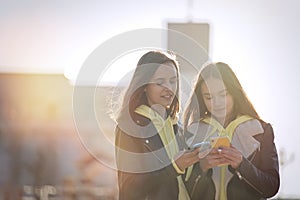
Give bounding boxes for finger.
[185,148,201,158]
[185,155,202,166]
[210,148,226,156]
[222,148,242,159]
[207,157,227,167]
[198,149,210,159]
[181,150,203,164]
[221,150,242,166]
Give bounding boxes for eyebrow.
[151,78,164,82]
[152,76,177,81]
[202,92,211,96]
[202,89,227,96]
[218,89,228,94]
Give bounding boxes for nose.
[162,81,176,92]
[212,96,225,107]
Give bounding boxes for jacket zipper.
[236,171,263,195]
[191,174,201,197]
[236,149,264,195]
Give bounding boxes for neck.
[150,104,167,119]
[214,114,234,127]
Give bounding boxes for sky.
[1,0,300,197]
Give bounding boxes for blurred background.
[1,0,300,199]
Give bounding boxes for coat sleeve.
[184,163,215,200]
[115,126,180,200]
[229,122,280,198]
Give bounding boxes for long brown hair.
[183,62,259,129]
[117,51,180,125]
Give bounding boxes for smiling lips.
[161,93,174,101]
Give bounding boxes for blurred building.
[0,73,117,199]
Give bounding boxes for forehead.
[151,62,177,79]
[201,77,226,93]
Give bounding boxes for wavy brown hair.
[183,62,260,129]
[117,51,180,125]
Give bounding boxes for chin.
[212,114,226,121]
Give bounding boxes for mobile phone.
[188,141,211,151]
[210,136,230,149]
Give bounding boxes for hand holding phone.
[188,141,211,151]
[188,141,211,159]
[210,136,230,166]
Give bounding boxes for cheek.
[226,96,234,110]
[172,83,178,92]
[203,99,212,111]
[146,85,160,98]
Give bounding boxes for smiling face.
[201,77,234,125]
[145,61,178,111]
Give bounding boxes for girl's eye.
[219,91,227,97]
[156,81,163,86]
[152,78,164,86]
[154,78,177,87]
[204,96,212,100]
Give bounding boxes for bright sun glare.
[64,50,149,86]
[98,50,148,86]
